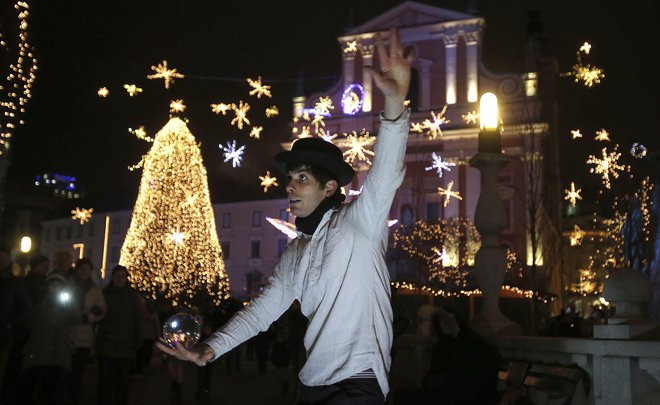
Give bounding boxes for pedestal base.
[593,324,660,339]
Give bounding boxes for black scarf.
[295,192,346,236]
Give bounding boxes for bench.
[498,360,589,405]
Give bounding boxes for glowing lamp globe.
[162,313,201,349]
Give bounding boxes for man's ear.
[324,180,338,197]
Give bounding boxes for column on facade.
[443,33,458,105]
[465,31,479,103]
[361,43,374,113]
[418,58,433,110]
[343,49,356,89]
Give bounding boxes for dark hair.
[111,265,128,277]
[74,257,93,270]
[286,162,338,191]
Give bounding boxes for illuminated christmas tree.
[120,117,230,306]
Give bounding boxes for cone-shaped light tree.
[120,117,230,306]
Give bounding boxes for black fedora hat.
[275,138,355,186]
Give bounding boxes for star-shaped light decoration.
[413,105,450,139]
[343,40,358,53]
[338,129,375,166]
[220,140,246,168]
[265,106,279,118]
[571,129,583,139]
[258,171,279,192]
[247,77,272,99]
[231,101,251,129]
[71,207,93,225]
[425,152,456,178]
[569,225,585,247]
[586,146,625,189]
[211,103,234,115]
[167,229,188,245]
[579,42,592,54]
[594,128,610,142]
[318,128,337,143]
[147,60,184,89]
[97,87,109,97]
[631,143,647,159]
[129,126,154,142]
[410,122,424,133]
[169,99,186,114]
[462,111,478,124]
[249,126,263,139]
[314,96,334,116]
[123,84,143,96]
[437,180,462,207]
[311,113,325,133]
[564,182,582,207]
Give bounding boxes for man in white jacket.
[159,27,412,404]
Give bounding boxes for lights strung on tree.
[564,182,583,207]
[71,207,93,224]
[0,1,38,156]
[220,140,246,168]
[569,224,585,247]
[425,152,455,178]
[147,60,184,89]
[120,117,230,306]
[258,171,279,192]
[129,126,154,142]
[586,145,625,189]
[246,76,272,99]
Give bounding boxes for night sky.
[5,0,660,215]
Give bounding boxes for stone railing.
[494,335,660,405]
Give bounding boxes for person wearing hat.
[159,27,413,404]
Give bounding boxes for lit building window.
[523,72,538,97]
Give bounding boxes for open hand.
[155,338,215,367]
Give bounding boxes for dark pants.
[296,378,385,405]
[69,347,90,404]
[98,357,133,405]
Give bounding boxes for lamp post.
[469,93,521,335]
[19,236,31,276]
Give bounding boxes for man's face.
[111,270,128,287]
[285,168,335,218]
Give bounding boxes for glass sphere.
[162,312,201,349]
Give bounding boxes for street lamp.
[469,92,521,335]
[18,236,32,276]
[20,236,32,253]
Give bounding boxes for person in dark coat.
[24,254,50,306]
[95,265,141,405]
[20,273,83,404]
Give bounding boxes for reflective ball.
[162,312,201,349]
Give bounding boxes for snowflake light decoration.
[314,96,334,116]
[462,111,478,124]
[258,171,279,192]
[169,99,186,113]
[562,42,605,88]
[231,101,251,129]
[425,152,456,178]
[211,103,234,115]
[147,60,184,89]
[343,40,358,53]
[123,84,143,96]
[413,105,450,139]
[265,106,279,118]
[594,128,610,142]
[249,126,263,139]
[338,129,375,166]
[97,87,109,97]
[586,146,625,189]
[571,129,583,139]
[71,207,93,225]
[631,143,647,158]
[437,180,462,207]
[167,229,187,245]
[220,140,246,168]
[569,225,585,247]
[579,42,592,54]
[564,182,582,207]
[318,129,337,143]
[297,126,311,139]
[247,76,272,99]
[129,126,153,142]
